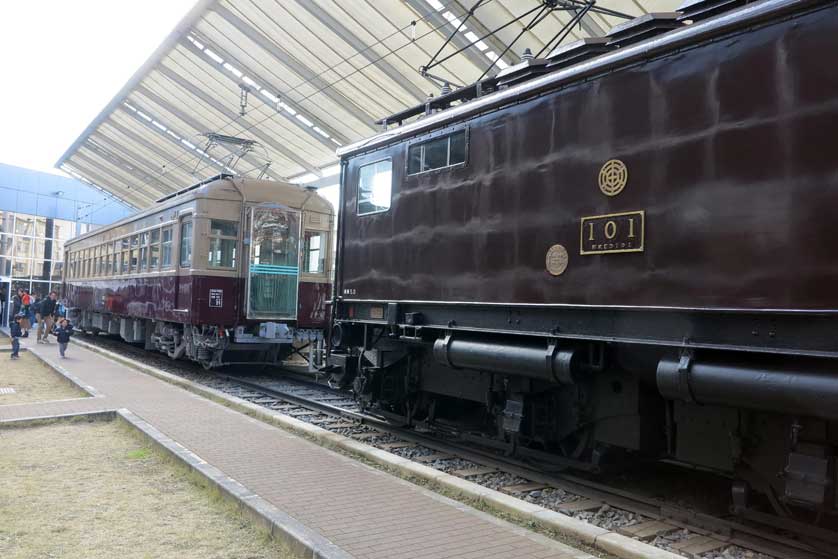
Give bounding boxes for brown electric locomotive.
[328,0,838,520]
[64,175,334,368]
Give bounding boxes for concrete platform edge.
[74,338,682,559]
[114,408,354,559]
[27,344,105,398]
[0,409,117,426]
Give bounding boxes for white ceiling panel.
[58,0,682,208]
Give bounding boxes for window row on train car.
[66,217,239,280]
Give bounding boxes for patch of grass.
[126,447,151,460]
[0,350,87,404]
[0,420,296,559]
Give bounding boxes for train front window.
[208,220,237,268]
[248,206,299,319]
[303,230,327,274]
[357,159,392,216]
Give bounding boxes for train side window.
[150,229,160,270]
[161,227,173,268]
[208,219,237,268]
[130,235,139,272]
[179,221,193,268]
[139,232,149,272]
[407,129,466,175]
[357,159,392,216]
[121,238,129,273]
[302,230,328,274]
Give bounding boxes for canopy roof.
[57,0,679,209]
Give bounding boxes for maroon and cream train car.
[64,175,333,368]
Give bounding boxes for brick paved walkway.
[0,337,593,559]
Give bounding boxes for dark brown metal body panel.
[339,5,838,312]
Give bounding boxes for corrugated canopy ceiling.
[58,0,680,209]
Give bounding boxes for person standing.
[39,292,58,343]
[53,318,73,358]
[20,290,32,336]
[34,294,43,342]
[0,285,7,325]
[9,314,23,359]
[10,288,22,327]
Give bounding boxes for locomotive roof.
[66,176,333,246]
[337,0,798,159]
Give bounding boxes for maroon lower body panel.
[298,281,331,328]
[64,275,331,328]
[64,275,241,325]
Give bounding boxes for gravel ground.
[469,472,531,490]
[391,445,437,460]
[701,545,774,559]
[0,350,87,404]
[0,420,293,559]
[572,504,645,530]
[526,487,582,507]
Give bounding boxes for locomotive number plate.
[580,211,644,255]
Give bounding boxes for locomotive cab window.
[407,129,466,175]
[208,219,237,268]
[357,159,392,216]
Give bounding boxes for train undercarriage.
[328,320,838,527]
[70,308,323,370]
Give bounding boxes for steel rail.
[217,372,834,559]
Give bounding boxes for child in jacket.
[53,319,73,358]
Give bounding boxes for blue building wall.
[0,162,134,228]
[0,162,135,323]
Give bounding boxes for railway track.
[79,332,836,559]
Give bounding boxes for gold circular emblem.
[598,159,628,197]
[545,244,569,276]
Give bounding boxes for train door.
[175,215,193,312]
[246,205,300,320]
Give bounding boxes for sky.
[0,0,196,175]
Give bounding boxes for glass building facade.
[0,210,93,299]
[0,161,135,324]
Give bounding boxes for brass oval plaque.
[599,159,628,197]
[546,244,569,276]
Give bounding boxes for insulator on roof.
[440,82,452,96]
[521,48,534,62]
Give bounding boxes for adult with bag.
[10,288,22,327]
[38,292,58,344]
